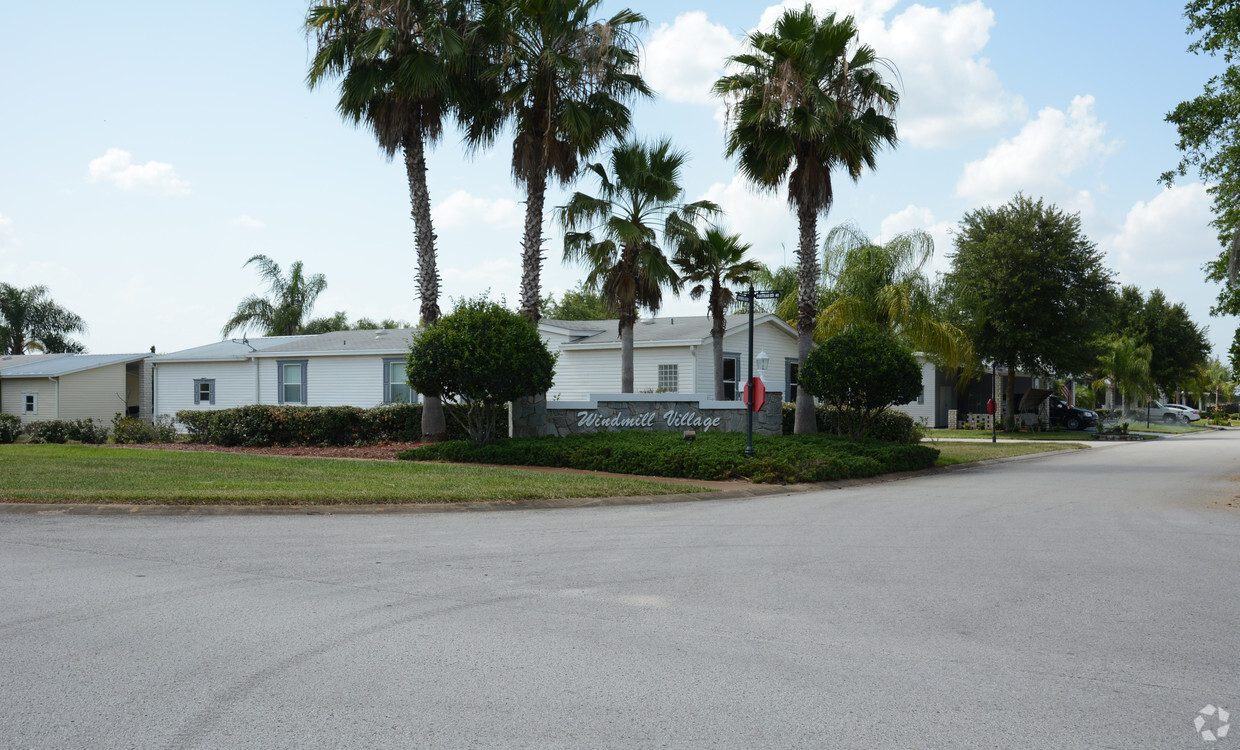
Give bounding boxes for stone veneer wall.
[511,392,784,438]
[138,358,154,423]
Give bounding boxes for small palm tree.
[307,0,469,441]
[715,5,899,433]
[221,255,328,338]
[816,224,973,371]
[674,227,762,400]
[558,139,718,392]
[1092,336,1153,417]
[466,0,651,322]
[0,283,87,354]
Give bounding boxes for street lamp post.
[737,284,781,457]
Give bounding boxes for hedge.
[781,403,917,444]
[398,431,938,484]
[174,403,505,447]
[0,414,22,443]
[21,418,109,445]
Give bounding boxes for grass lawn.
[0,445,709,505]
[1118,421,1213,434]
[922,429,1091,441]
[932,441,1082,466]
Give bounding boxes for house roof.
[0,353,71,372]
[257,328,416,356]
[0,353,147,378]
[541,314,797,349]
[152,335,314,363]
[153,329,416,362]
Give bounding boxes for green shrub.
[25,420,70,444]
[799,326,923,440]
[398,431,938,484]
[67,418,109,445]
[173,403,504,447]
[781,403,918,444]
[407,298,556,446]
[0,414,21,443]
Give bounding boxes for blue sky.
[0,0,1233,360]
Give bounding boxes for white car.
[1166,404,1202,421]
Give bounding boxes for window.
[658,364,679,392]
[786,360,800,403]
[277,360,307,404]
[22,393,36,414]
[383,357,414,404]
[723,355,739,400]
[916,387,925,405]
[193,379,216,406]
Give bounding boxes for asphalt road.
[2,433,1240,749]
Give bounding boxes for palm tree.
[307,0,467,441]
[222,255,328,338]
[752,263,798,315]
[558,139,718,392]
[673,227,762,400]
[816,224,972,370]
[1205,358,1234,408]
[1091,336,1153,417]
[467,0,651,323]
[714,5,898,433]
[0,283,87,354]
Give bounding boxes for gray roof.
[0,353,147,378]
[154,330,416,362]
[0,353,71,372]
[542,314,795,347]
[152,335,314,363]
[257,328,416,355]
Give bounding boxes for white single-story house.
[0,353,151,425]
[152,329,419,420]
[538,314,802,402]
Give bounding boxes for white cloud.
[1099,183,1236,357]
[230,214,265,229]
[748,3,1023,148]
[877,204,955,278]
[955,95,1118,207]
[433,190,522,229]
[87,148,191,195]
[859,3,1025,148]
[756,0,898,30]
[700,175,796,268]
[644,12,739,105]
[0,213,15,250]
[1104,183,1216,279]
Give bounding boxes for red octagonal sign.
[743,377,766,413]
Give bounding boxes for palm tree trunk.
[711,289,726,401]
[619,314,635,393]
[403,130,447,443]
[793,202,819,434]
[518,168,547,324]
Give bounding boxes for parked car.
[1166,403,1202,421]
[1128,400,1190,425]
[1015,391,1098,431]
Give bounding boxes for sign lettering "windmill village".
[575,409,724,432]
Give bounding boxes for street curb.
[0,443,1086,517]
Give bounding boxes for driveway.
[1,432,1238,748]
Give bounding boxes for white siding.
[257,354,398,408]
[890,360,936,426]
[154,360,260,418]
[57,364,128,422]
[719,323,800,402]
[549,349,621,401]
[1,378,57,424]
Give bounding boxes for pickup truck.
[1015,390,1098,431]
[1126,400,1190,425]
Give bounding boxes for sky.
[1,0,1234,360]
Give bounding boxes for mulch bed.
[107,442,424,461]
